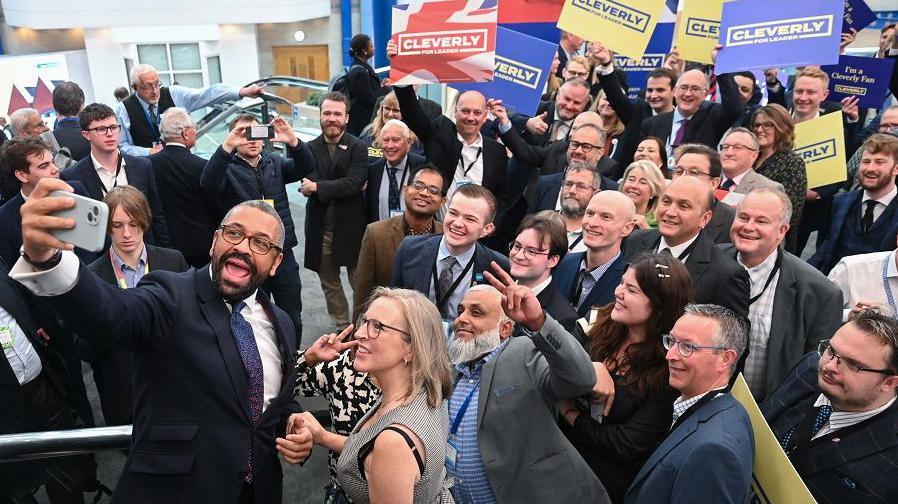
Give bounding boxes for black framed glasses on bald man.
[218,225,282,255]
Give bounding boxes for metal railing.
[0,425,132,463]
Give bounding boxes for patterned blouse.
[294,350,381,480]
[755,149,807,253]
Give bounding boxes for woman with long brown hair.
[559,253,692,503]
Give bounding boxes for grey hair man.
[10,107,72,170]
[717,127,784,196]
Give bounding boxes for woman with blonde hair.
[283,287,453,503]
[619,160,666,229]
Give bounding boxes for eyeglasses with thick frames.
[407,180,443,197]
[356,315,410,339]
[86,124,122,135]
[218,225,282,255]
[818,340,896,375]
[508,241,551,259]
[568,140,602,153]
[662,334,727,358]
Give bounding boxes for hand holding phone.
[48,190,109,253]
[244,124,274,140]
[19,179,98,262]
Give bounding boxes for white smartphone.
[49,190,109,252]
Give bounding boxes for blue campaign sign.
[842,0,876,34]
[715,0,844,74]
[613,22,674,100]
[452,27,556,115]
[822,55,896,109]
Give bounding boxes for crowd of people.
[0,23,898,504]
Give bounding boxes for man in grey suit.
[671,143,734,243]
[717,127,784,205]
[447,266,610,504]
[722,188,843,400]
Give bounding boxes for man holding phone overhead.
[201,114,315,342]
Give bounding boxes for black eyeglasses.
[508,241,551,259]
[569,140,602,153]
[218,225,282,255]
[818,340,895,375]
[86,124,122,135]
[407,180,443,197]
[662,334,727,358]
[356,315,410,339]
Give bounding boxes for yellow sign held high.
[793,111,847,189]
[557,0,667,60]
[675,0,723,65]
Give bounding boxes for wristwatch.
[21,249,63,270]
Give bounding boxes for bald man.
[623,176,751,316]
[639,65,743,168]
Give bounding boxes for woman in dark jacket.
[345,33,391,136]
[559,253,692,503]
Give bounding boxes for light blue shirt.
[1,305,42,386]
[115,84,240,156]
[431,238,477,321]
[576,251,621,309]
[668,108,691,160]
[110,245,148,289]
[377,156,408,221]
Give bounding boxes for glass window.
[137,44,169,71]
[173,72,204,88]
[170,43,201,71]
[207,56,222,85]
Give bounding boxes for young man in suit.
[718,127,784,200]
[509,210,578,333]
[150,107,219,267]
[302,92,369,330]
[354,165,445,321]
[762,312,898,504]
[390,183,507,320]
[202,113,316,339]
[624,176,750,316]
[51,81,90,161]
[811,134,898,274]
[554,190,635,319]
[62,103,171,247]
[722,189,843,400]
[671,143,735,244]
[446,277,610,504]
[13,186,313,504]
[364,118,425,223]
[626,304,754,503]
[83,186,188,426]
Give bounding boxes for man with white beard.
[445,273,610,504]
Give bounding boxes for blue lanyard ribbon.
[882,255,897,318]
[450,380,479,435]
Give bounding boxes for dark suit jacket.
[53,118,91,161]
[552,251,628,318]
[536,282,578,333]
[762,352,898,504]
[149,145,219,263]
[527,172,619,215]
[501,124,621,178]
[364,152,426,223]
[304,133,369,272]
[624,229,750,316]
[624,394,754,503]
[721,246,843,398]
[61,154,171,247]
[706,199,736,244]
[42,264,300,504]
[510,99,567,148]
[597,68,656,168]
[388,234,509,300]
[639,74,742,149]
[395,85,509,219]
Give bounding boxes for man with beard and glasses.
[811,134,898,275]
[9,183,313,504]
[446,273,609,504]
[762,312,898,504]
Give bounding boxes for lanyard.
[110,247,149,289]
[568,232,583,251]
[749,250,783,305]
[883,255,897,317]
[432,255,477,312]
[450,380,480,435]
[656,236,699,261]
[458,147,482,177]
[98,154,125,196]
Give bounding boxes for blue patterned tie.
[387,166,401,211]
[230,300,264,482]
[780,404,833,450]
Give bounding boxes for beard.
[560,196,586,218]
[211,251,267,303]
[448,327,502,365]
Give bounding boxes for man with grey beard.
[445,270,609,504]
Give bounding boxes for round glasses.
[218,225,281,255]
[662,334,727,357]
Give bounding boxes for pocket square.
[494,383,521,398]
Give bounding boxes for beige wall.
[1,26,85,55]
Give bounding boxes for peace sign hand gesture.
[302,324,358,367]
[483,261,546,331]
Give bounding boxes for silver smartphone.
[49,190,109,252]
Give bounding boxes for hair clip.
[655,263,670,278]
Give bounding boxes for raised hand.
[841,96,860,122]
[588,41,612,66]
[839,28,857,54]
[525,111,549,136]
[303,324,358,367]
[222,125,251,153]
[487,99,509,125]
[271,116,298,147]
[710,44,722,66]
[20,178,77,263]
[386,39,398,59]
[299,178,317,197]
[239,84,265,98]
[483,261,546,331]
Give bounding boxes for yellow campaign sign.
[674,0,723,65]
[731,375,818,504]
[793,111,848,189]
[557,0,667,60]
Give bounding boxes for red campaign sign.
[498,0,563,24]
[390,0,498,85]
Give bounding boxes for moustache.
[219,251,257,276]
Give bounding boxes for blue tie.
[229,300,265,482]
[780,404,833,450]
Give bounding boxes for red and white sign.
[391,0,498,85]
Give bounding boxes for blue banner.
[822,55,896,109]
[842,0,876,34]
[452,27,557,115]
[612,22,674,100]
[716,0,844,74]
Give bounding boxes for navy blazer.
[44,264,300,503]
[763,353,898,504]
[552,251,628,318]
[624,394,754,504]
[810,190,898,275]
[388,234,509,300]
[61,154,171,247]
[364,152,426,223]
[528,172,619,215]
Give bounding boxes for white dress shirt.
[530,275,552,296]
[430,238,477,320]
[1,305,42,386]
[91,152,128,193]
[377,156,409,221]
[861,185,897,224]
[657,233,701,262]
[829,249,897,321]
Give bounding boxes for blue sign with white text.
[716,0,844,74]
[842,0,876,34]
[822,55,896,109]
[452,27,556,115]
